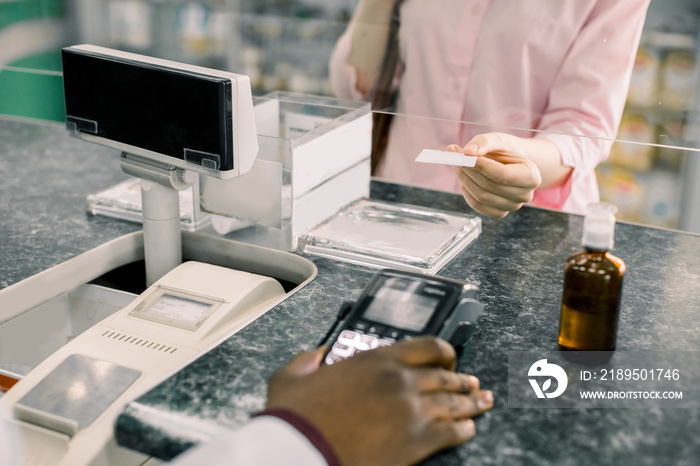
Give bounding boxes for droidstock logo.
[528,359,568,399]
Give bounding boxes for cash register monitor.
[61,44,258,179]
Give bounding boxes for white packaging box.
[199,91,372,251]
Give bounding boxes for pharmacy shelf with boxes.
[598,32,696,228]
[598,1,700,231]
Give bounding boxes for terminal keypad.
[325,327,397,365]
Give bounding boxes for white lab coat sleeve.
[0,401,23,465]
[169,412,336,466]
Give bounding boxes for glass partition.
[1,0,699,232]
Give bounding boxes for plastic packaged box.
[199,91,372,250]
[87,177,207,232]
[299,199,482,275]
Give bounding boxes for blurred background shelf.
[597,0,700,231]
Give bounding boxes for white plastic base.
[0,231,317,466]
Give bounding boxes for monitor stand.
[120,152,197,285]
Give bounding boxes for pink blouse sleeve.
[535,0,650,174]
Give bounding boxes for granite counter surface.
[1,118,699,465]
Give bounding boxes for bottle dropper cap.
[582,202,618,251]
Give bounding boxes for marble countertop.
[2,117,699,465]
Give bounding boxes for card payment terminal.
[321,269,484,365]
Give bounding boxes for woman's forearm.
[346,0,396,95]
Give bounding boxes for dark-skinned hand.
[266,336,494,466]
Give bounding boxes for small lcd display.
[362,278,439,332]
[148,294,213,327]
[130,286,223,330]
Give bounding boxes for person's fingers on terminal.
[420,418,477,457]
[413,368,479,394]
[283,346,326,377]
[386,336,457,370]
[420,391,485,420]
[267,346,326,397]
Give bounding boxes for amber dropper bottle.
[558,203,626,361]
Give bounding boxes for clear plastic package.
[199,91,371,250]
[298,199,482,274]
[86,177,208,232]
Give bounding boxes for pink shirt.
[330,0,650,214]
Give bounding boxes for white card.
[415,149,478,168]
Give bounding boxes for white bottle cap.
[582,202,618,251]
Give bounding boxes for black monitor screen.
[61,48,234,171]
